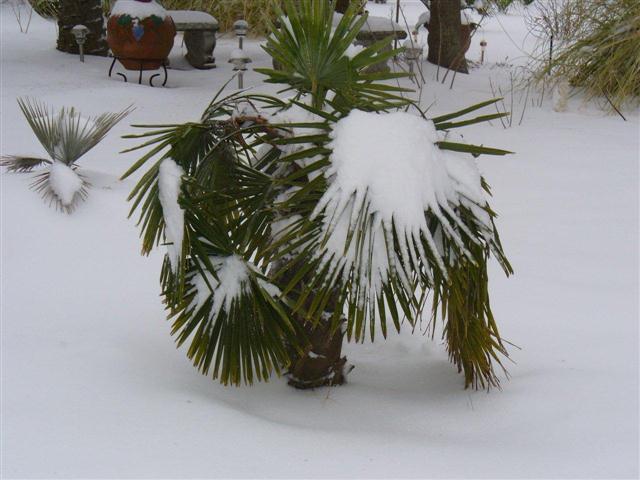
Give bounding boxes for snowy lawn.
[1,1,638,478]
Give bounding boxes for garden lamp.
[233,20,249,50]
[480,39,487,64]
[71,25,90,63]
[403,33,422,77]
[229,49,252,89]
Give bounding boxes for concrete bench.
[354,15,407,72]
[168,10,219,69]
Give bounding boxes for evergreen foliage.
[124,0,513,390]
[1,98,131,213]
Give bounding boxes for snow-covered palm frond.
[2,97,132,213]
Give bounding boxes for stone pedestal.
[354,16,407,73]
[169,10,219,70]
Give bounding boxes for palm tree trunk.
[274,258,347,389]
[427,0,469,73]
[57,0,108,56]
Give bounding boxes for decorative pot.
[107,0,176,70]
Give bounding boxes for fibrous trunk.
[427,0,469,73]
[282,262,347,389]
[57,0,108,56]
[274,250,346,389]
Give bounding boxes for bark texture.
[57,0,108,56]
[427,0,469,73]
[333,0,364,14]
[274,255,347,389]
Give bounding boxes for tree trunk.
[275,257,347,389]
[333,0,364,14]
[57,0,108,56]
[287,315,347,389]
[427,0,469,73]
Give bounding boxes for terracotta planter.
[107,13,176,70]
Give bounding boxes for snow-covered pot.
[107,0,176,70]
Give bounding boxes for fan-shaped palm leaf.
[1,98,132,213]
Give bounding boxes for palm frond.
[17,97,133,166]
[0,155,51,173]
[257,0,411,111]
[124,0,514,390]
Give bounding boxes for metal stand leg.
[108,57,168,86]
[149,63,168,87]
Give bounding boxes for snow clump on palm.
[47,162,85,208]
[158,158,185,271]
[314,110,491,293]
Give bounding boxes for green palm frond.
[256,0,411,111]
[124,0,513,390]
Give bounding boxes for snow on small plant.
[0,98,132,213]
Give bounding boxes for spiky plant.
[529,0,640,111]
[1,98,132,213]
[123,0,513,390]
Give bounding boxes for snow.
[1,2,638,478]
[314,110,489,291]
[414,9,475,28]
[110,0,168,19]
[191,254,250,315]
[47,161,84,206]
[157,158,184,271]
[167,10,217,26]
[345,43,365,58]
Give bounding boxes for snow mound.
[314,110,489,292]
[157,158,184,271]
[110,0,168,19]
[48,162,83,207]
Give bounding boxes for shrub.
[123,0,513,390]
[528,0,640,110]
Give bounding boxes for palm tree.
[57,0,108,56]
[123,0,513,390]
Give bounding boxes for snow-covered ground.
[1,1,638,478]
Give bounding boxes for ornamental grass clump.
[528,0,640,110]
[1,98,131,213]
[124,0,513,391]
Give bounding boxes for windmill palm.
[123,0,513,390]
[1,98,132,213]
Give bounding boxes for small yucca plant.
[1,98,132,213]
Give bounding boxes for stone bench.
[168,10,219,69]
[354,15,407,72]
